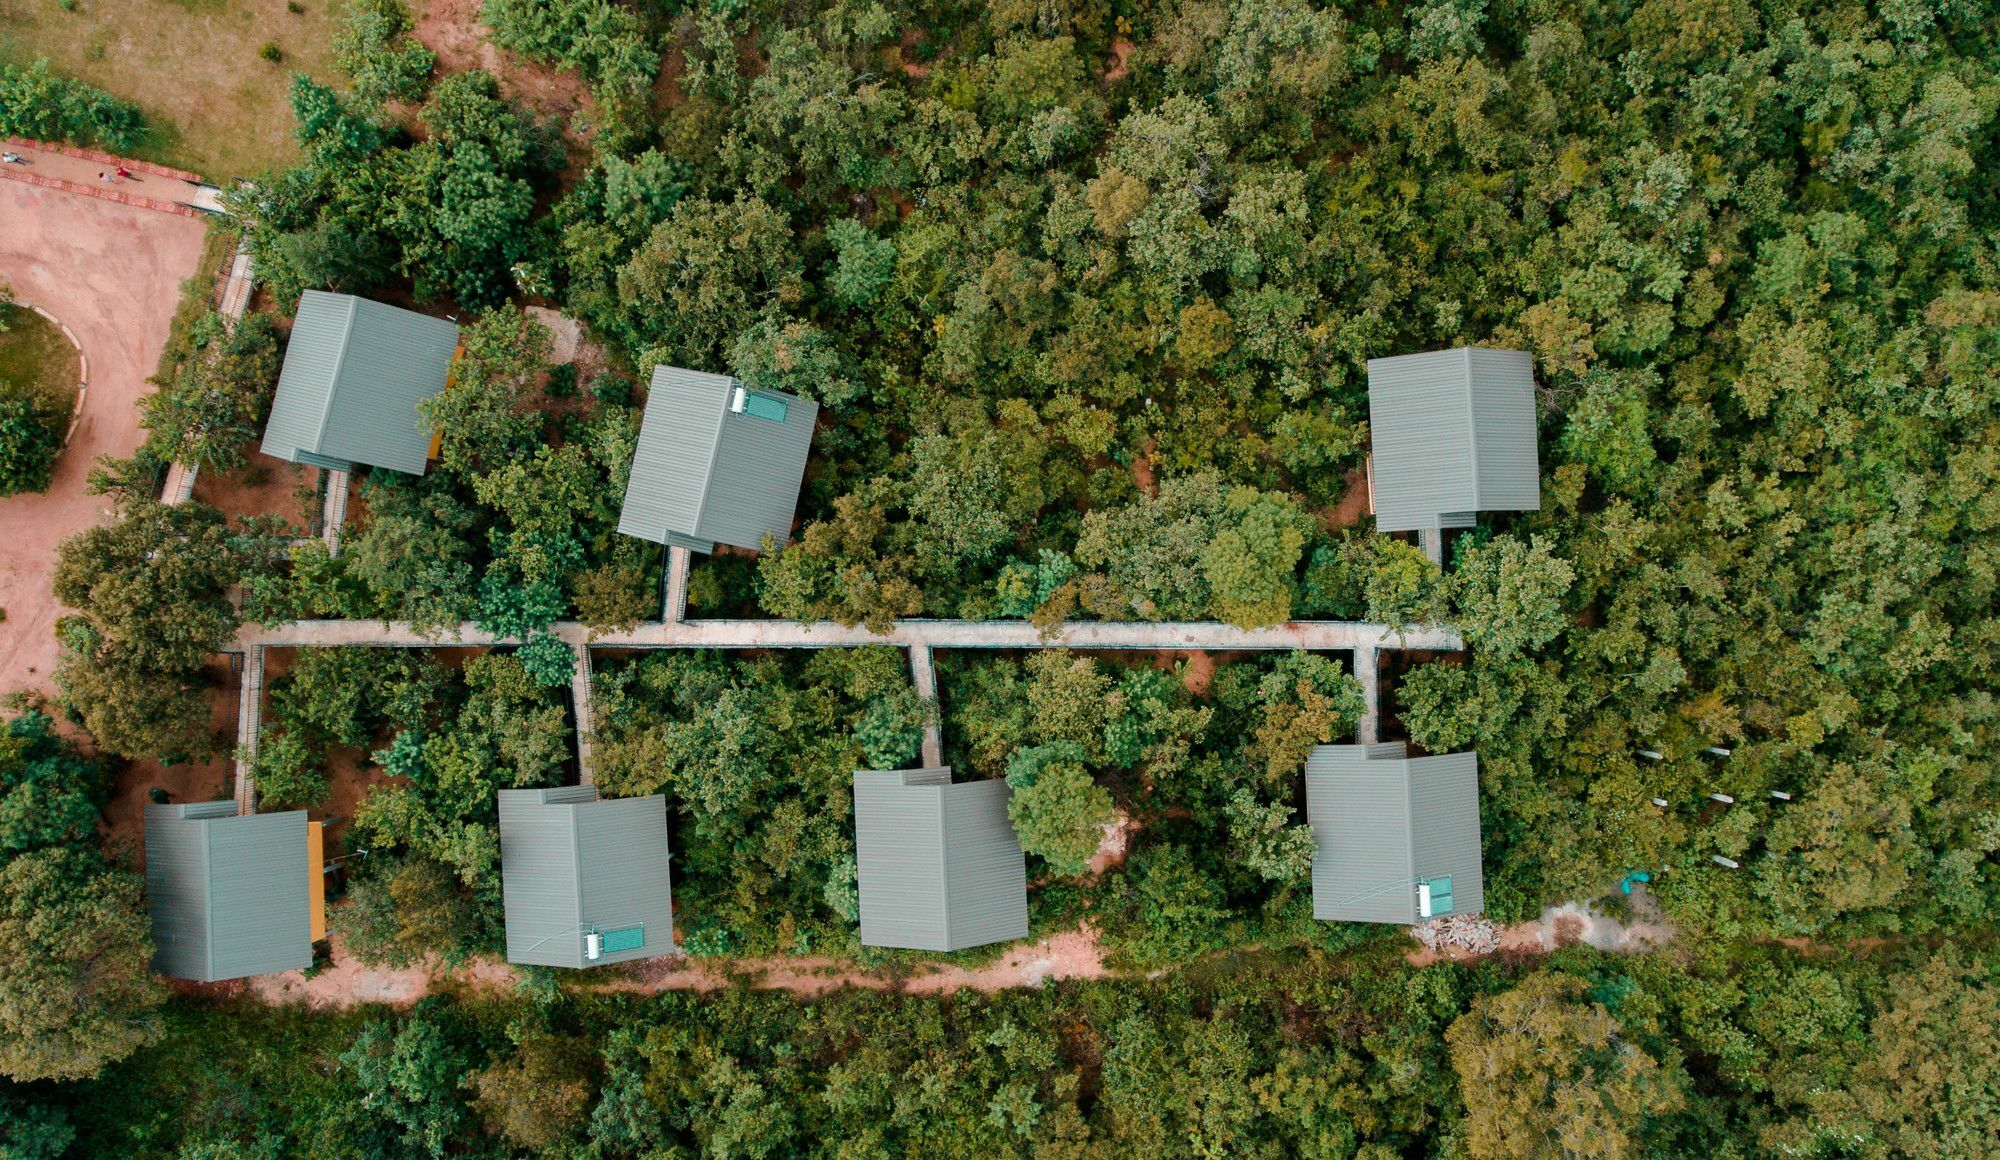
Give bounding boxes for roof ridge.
[568,803,585,963]
[200,817,215,982]
[934,784,950,949]
[1402,759,1418,916]
[685,374,731,542]
[1461,346,1479,513]
[308,293,359,459]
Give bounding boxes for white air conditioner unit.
[729,386,747,413]
[1417,882,1434,918]
[583,931,603,961]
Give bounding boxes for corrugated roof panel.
[941,781,1030,950]
[145,804,213,980]
[258,291,458,476]
[1368,349,1478,532]
[1408,753,1485,918]
[1307,746,1417,923]
[574,795,676,965]
[618,367,817,552]
[205,812,313,979]
[259,290,354,467]
[618,367,730,544]
[1366,347,1539,532]
[853,770,950,949]
[1466,348,1541,513]
[699,390,819,551]
[145,803,312,982]
[499,788,586,969]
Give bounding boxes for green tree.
[1005,743,1113,876]
[471,1032,596,1152]
[0,391,64,497]
[824,218,896,308]
[334,0,437,106]
[0,848,164,1082]
[1202,486,1312,627]
[141,312,285,474]
[0,59,145,149]
[1250,651,1363,781]
[52,500,242,759]
[0,712,105,859]
[613,196,796,366]
[1224,787,1312,883]
[1447,972,1685,1159]
[1450,535,1576,659]
[342,1014,469,1159]
[757,490,924,631]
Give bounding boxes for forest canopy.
[9,0,2000,1152]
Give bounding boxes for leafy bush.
[0,59,144,150]
[334,0,437,105]
[139,312,284,474]
[0,392,63,497]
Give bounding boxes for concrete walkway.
[908,643,944,767]
[228,615,1458,804]
[237,617,1460,654]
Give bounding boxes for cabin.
[617,366,818,555]
[145,802,319,981]
[1306,743,1485,924]
[1366,347,1540,561]
[497,787,674,968]
[852,768,1029,952]
[259,289,460,476]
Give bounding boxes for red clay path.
[0,180,209,699]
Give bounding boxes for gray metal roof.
[1306,744,1485,924]
[852,767,1029,952]
[498,786,675,969]
[1366,347,1540,532]
[617,365,819,553]
[260,290,460,475]
[145,802,313,981]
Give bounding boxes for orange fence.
[0,166,201,217]
[4,136,202,183]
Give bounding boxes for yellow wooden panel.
[307,821,326,942]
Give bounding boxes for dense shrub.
[0,390,64,496]
[0,59,145,149]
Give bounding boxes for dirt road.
[0,181,209,698]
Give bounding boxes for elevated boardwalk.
[237,617,1460,654]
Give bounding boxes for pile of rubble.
[1411,914,1501,956]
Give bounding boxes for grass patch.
[0,303,80,412]
[0,0,344,179]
